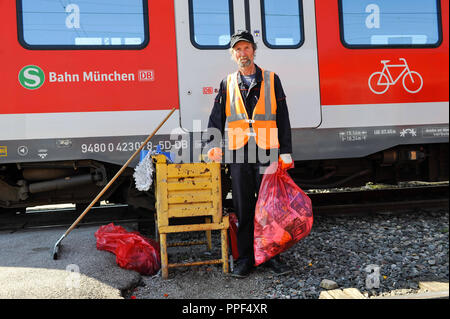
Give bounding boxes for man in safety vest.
[206,30,293,278]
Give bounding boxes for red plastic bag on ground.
[95,223,161,275]
[254,161,313,266]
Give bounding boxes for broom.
[52,108,176,259]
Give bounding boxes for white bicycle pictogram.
[368,58,423,94]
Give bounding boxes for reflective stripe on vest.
[225,69,279,150]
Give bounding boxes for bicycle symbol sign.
[368,58,423,94]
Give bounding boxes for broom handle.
[64,107,176,236]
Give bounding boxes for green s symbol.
[19,65,45,90]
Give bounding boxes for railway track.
[0,184,448,232]
[307,183,449,215]
[0,204,153,232]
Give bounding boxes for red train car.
[0,0,448,211]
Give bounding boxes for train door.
[175,0,239,132]
[175,0,321,132]
[247,0,321,129]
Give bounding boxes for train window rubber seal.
[338,0,443,50]
[260,0,305,49]
[188,0,235,50]
[16,0,150,50]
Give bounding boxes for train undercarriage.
[0,143,447,213]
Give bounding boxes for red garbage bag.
[95,223,161,275]
[254,161,313,266]
[228,212,239,261]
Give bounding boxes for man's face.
[232,41,255,68]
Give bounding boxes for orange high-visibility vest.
[225,69,279,150]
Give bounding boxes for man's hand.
[207,147,223,162]
[279,153,293,169]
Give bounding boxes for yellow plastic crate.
[154,155,229,279]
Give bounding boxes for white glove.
[280,153,292,164]
[279,153,293,169]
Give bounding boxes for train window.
[189,0,234,49]
[261,0,304,49]
[17,0,148,50]
[339,0,442,48]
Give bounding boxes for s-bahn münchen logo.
[19,65,45,90]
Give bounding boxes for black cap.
[230,30,255,48]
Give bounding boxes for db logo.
[138,70,154,81]
[19,65,45,90]
[203,87,214,95]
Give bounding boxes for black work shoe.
[263,257,292,275]
[231,260,253,278]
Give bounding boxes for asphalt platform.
[0,223,141,299]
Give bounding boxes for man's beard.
[238,57,252,68]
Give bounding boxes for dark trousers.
[229,162,267,265]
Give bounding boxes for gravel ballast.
[130,209,449,299]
